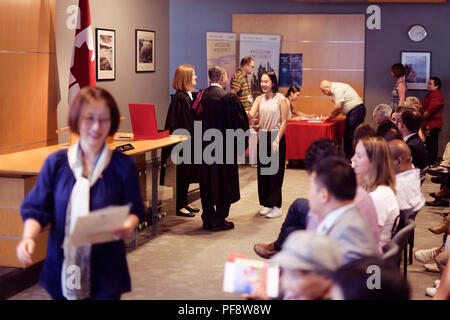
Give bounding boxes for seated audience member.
[415,231,450,297]
[405,95,427,140]
[253,138,380,259]
[330,257,410,300]
[373,104,393,125]
[388,139,425,218]
[245,231,344,300]
[390,105,405,128]
[376,120,402,142]
[426,175,450,207]
[310,156,380,263]
[351,137,400,248]
[434,255,450,300]
[353,123,376,152]
[404,96,423,112]
[398,108,428,170]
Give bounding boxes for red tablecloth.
[285,118,346,159]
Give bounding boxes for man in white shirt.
[388,139,425,217]
[320,80,366,158]
[309,156,379,263]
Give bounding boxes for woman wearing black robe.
[161,65,200,217]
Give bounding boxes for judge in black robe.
[161,65,200,217]
[198,66,249,231]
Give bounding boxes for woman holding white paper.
[16,87,144,300]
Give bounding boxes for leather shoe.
[185,206,200,213]
[176,210,195,217]
[429,192,450,199]
[211,221,234,232]
[253,241,279,259]
[425,199,449,207]
[428,215,450,234]
[431,176,445,184]
[202,221,212,230]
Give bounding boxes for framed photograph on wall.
[136,29,155,72]
[95,28,115,81]
[401,51,431,90]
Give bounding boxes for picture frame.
[401,51,431,90]
[95,28,116,81]
[136,29,155,73]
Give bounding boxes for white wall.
[55,0,170,142]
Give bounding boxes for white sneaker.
[266,207,282,218]
[415,247,438,264]
[259,207,272,216]
[434,280,441,288]
[425,287,437,297]
[424,262,440,273]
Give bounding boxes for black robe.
[161,91,199,185]
[199,86,249,205]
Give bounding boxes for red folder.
[128,103,169,140]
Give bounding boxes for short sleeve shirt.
[230,70,253,109]
[331,82,363,114]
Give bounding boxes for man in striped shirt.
[230,56,255,110]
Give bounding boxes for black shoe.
[176,210,195,217]
[202,220,212,230]
[425,199,449,207]
[431,176,445,184]
[211,221,235,232]
[184,206,200,213]
[429,192,450,199]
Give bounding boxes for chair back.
[391,209,418,237]
[391,219,416,253]
[382,241,400,266]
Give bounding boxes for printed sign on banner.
[206,32,237,91]
[239,33,281,97]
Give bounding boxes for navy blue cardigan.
[21,150,145,299]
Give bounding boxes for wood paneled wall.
[0,0,58,155]
[232,14,365,117]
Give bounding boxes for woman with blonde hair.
[351,136,399,247]
[162,64,200,217]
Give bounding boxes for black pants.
[257,132,286,208]
[274,198,309,250]
[176,164,190,211]
[426,128,441,166]
[344,104,366,159]
[200,190,231,227]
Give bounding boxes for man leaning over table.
[319,80,366,159]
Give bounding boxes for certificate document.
[66,205,130,247]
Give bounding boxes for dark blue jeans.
[274,198,310,250]
[344,104,366,159]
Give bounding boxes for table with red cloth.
[285,118,346,159]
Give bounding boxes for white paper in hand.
[66,204,130,247]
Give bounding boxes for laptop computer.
[128,103,169,140]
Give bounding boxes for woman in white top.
[351,136,400,247]
[248,71,289,218]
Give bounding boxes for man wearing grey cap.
[245,230,344,300]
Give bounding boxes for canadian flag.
[68,0,96,106]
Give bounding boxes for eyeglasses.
[82,116,111,126]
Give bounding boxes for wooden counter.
[0,134,186,268]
